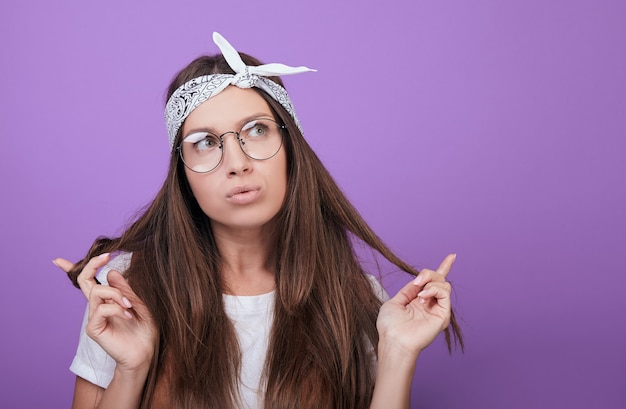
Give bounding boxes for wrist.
[98,363,150,409]
[377,331,422,363]
[371,338,417,409]
[377,339,418,376]
[113,360,151,383]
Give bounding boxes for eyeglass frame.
[175,117,286,173]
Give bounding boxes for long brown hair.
[67,51,463,408]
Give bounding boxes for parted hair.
[67,51,463,409]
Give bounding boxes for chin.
[210,212,279,232]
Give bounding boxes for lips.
[226,185,261,204]
[227,185,259,198]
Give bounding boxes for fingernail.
[419,297,426,304]
[98,253,110,259]
[122,297,132,308]
[124,310,133,319]
[51,259,60,267]
[413,276,422,286]
[417,290,426,297]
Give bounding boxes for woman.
[54,32,463,409]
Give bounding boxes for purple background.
[1,1,625,408]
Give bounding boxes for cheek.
[273,154,288,203]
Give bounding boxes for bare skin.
[55,253,455,409]
[54,86,456,409]
[54,254,156,409]
[371,254,456,409]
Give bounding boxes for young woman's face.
[181,86,287,233]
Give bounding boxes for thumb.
[52,258,75,273]
[107,269,133,295]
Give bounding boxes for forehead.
[182,86,273,133]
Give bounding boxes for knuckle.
[418,269,433,281]
[76,275,86,286]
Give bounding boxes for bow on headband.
[165,32,316,148]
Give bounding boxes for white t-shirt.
[70,253,389,408]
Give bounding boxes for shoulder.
[95,252,133,285]
[365,274,390,302]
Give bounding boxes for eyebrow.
[183,112,275,137]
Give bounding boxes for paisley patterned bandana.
[165,32,316,148]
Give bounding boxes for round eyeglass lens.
[179,118,284,173]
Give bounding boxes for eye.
[183,132,220,151]
[242,120,270,139]
[196,138,219,150]
[249,125,267,137]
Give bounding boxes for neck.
[211,222,276,296]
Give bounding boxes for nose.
[220,132,251,175]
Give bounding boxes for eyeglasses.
[177,117,285,173]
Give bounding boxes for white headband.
[165,32,316,148]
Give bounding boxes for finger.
[107,271,150,320]
[87,285,133,318]
[107,270,138,303]
[52,258,75,273]
[86,303,133,338]
[390,279,423,306]
[436,253,457,278]
[417,282,451,310]
[76,253,110,300]
[107,270,132,293]
[417,281,452,300]
[412,269,445,288]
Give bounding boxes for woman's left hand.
[376,253,456,358]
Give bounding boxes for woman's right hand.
[54,253,157,375]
